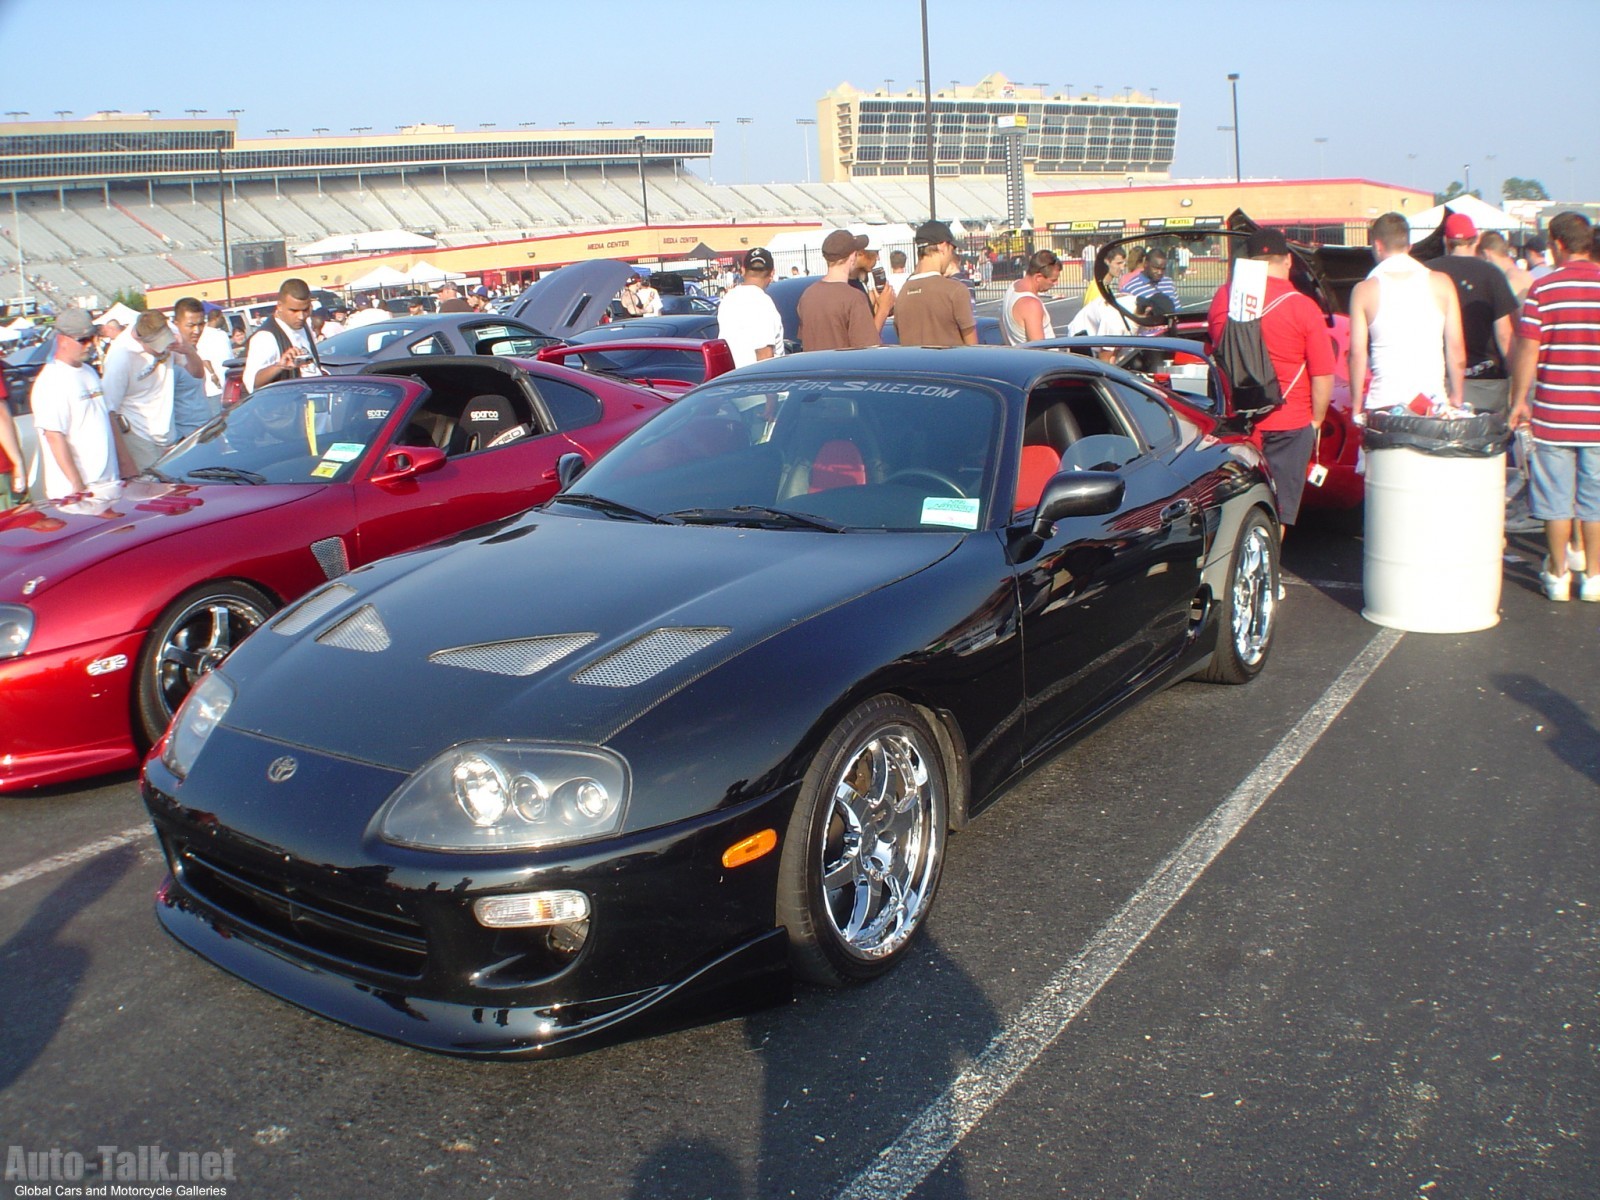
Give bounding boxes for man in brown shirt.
[893,220,979,348]
[797,230,880,351]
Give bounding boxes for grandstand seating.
[7,164,1014,309]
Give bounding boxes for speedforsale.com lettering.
[794,380,961,398]
[6,1144,236,1186]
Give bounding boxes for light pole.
[1314,137,1327,178]
[920,0,936,219]
[11,190,27,318]
[796,118,816,183]
[1226,73,1241,182]
[634,134,650,227]
[737,117,752,183]
[215,133,233,304]
[1464,163,1471,197]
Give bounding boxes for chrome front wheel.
[779,696,948,985]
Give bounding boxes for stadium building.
[817,75,1178,184]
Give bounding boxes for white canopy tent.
[1408,195,1523,238]
[347,264,410,292]
[294,230,437,259]
[405,261,467,285]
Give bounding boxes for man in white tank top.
[1348,212,1465,422]
[1000,250,1063,344]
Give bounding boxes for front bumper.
[142,737,796,1058]
[0,630,145,792]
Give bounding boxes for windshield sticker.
[311,461,340,480]
[785,379,963,398]
[321,443,365,463]
[921,497,981,529]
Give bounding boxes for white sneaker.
[1541,559,1572,602]
[1580,573,1600,603]
[1567,544,1588,575]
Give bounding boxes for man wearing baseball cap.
[717,248,786,368]
[1207,228,1336,547]
[32,308,130,499]
[796,229,878,351]
[1426,211,1518,415]
[893,220,978,347]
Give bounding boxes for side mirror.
[556,452,587,490]
[1032,470,1125,539]
[370,445,446,486]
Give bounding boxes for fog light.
[474,890,590,928]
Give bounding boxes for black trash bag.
[1363,408,1511,458]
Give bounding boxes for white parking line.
[0,825,153,894]
[834,626,1405,1200]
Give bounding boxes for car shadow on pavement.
[1492,673,1600,790]
[0,845,137,1092]
[626,933,997,1200]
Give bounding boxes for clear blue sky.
[2,0,1596,202]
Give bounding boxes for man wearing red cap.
[1427,211,1519,416]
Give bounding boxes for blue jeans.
[1528,442,1600,523]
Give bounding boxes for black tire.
[776,695,948,986]
[1199,508,1279,684]
[136,581,277,746]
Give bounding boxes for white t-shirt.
[1067,294,1139,338]
[885,270,911,295]
[716,284,786,368]
[346,305,390,328]
[242,318,320,394]
[637,285,662,316]
[101,327,175,445]
[30,360,117,500]
[197,325,232,399]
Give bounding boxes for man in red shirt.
[1207,229,1336,544]
[1509,211,1600,601]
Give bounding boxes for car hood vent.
[570,627,729,689]
[429,633,597,677]
[272,583,356,637]
[317,604,391,653]
[310,536,350,580]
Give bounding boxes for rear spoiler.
[536,337,735,384]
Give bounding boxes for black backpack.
[1216,290,1293,415]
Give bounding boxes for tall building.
[818,74,1178,185]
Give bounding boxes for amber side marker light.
[722,829,778,869]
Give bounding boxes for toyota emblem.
[267,756,299,783]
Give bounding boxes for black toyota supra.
[142,344,1281,1058]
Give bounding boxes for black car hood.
[508,259,637,338]
[222,512,962,771]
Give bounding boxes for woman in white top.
[1000,250,1064,345]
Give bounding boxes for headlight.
[0,604,33,659]
[159,670,235,779]
[376,743,630,852]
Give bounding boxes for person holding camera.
[850,246,896,334]
[1206,229,1336,546]
[243,278,326,396]
[102,309,189,472]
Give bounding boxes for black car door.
[1012,375,1205,765]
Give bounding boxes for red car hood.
[0,479,326,602]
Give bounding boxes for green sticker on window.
[321,443,365,463]
[920,497,980,529]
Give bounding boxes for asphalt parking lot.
[2,518,1595,1200]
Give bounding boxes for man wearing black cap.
[718,247,786,368]
[797,229,879,351]
[894,220,978,348]
[1206,229,1336,545]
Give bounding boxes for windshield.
[318,322,429,357]
[565,374,1003,532]
[159,378,408,484]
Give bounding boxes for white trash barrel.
[1362,443,1505,632]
